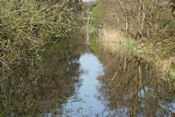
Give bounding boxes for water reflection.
[0,39,81,117]
[62,53,105,116]
[1,34,175,116]
[98,50,175,117]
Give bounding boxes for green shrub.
[0,0,80,66]
[90,1,102,28]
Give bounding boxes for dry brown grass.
[97,28,175,80]
[99,28,125,54]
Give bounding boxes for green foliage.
[0,0,81,66]
[89,32,99,55]
[90,1,102,28]
[89,2,102,55]
[0,33,82,116]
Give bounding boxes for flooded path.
[62,53,106,116]
[1,32,175,117]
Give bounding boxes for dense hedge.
[0,0,81,67]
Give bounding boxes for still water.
[61,53,107,116]
[1,34,175,117]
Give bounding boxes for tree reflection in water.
[0,33,85,117]
[98,50,175,117]
[1,32,175,116]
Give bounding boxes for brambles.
[0,0,82,67]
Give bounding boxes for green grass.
[89,32,99,55]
